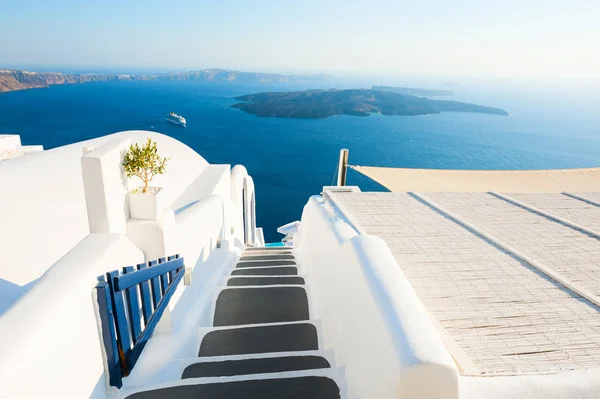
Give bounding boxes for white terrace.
[1,132,599,399]
[331,191,600,378]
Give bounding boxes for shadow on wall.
[0,278,38,316]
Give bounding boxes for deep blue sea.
[1,80,599,241]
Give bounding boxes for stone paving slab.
[504,193,600,234]
[334,192,600,377]
[575,192,600,204]
[428,192,600,299]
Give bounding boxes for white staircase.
[117,248,349,399]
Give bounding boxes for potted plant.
[122,138,169,220]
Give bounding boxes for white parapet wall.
[230,164,258,247]
[0,131,212,305]
[0,234,144,399]
[295,194,459,399]
[230,164,248,245]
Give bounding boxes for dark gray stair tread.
[182,355,330,378]
[231,266,298,276]
[241,252,293,256]
[227,276,305,286]
[126,376,340,399]
[214,287,309,326]
[245,246,291,251]
[242,251,293,257]
[237,260,296,268]
[240,254,295,261]
[199,323,319,356]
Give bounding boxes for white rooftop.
[0,134,43,161]
[332,191,600,377]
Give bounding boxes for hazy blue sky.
[1,0,599,79]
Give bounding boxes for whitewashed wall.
[0,131,209,308]
[163,194,227,309]
[0,130,239,399]
[460,369,600,398]
[0,142,91,286]
[0,234,144,399]
[295,195,459,399]
[171,195,225,267]
[230,165,248,245]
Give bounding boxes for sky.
[1,0,599,80]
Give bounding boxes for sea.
[1,79,599,242]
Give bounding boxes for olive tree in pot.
[122,138,170,220]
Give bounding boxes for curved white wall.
[0,234,144,399]
[242,175,256,245]
[230,165,248,245]
[295,195,458,399]
[0,131,209,302]
[0,142,91,286]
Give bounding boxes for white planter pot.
[128,187,164,220]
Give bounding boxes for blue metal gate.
[94,255,185,388]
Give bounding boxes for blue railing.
[94,255,185,388]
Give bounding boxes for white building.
[0,134,43,161]
[0,130,599,399]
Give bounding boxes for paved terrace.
[332,191,600,377]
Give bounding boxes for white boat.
[165,112,186,127]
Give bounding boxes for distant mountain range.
[0,69,335,93]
